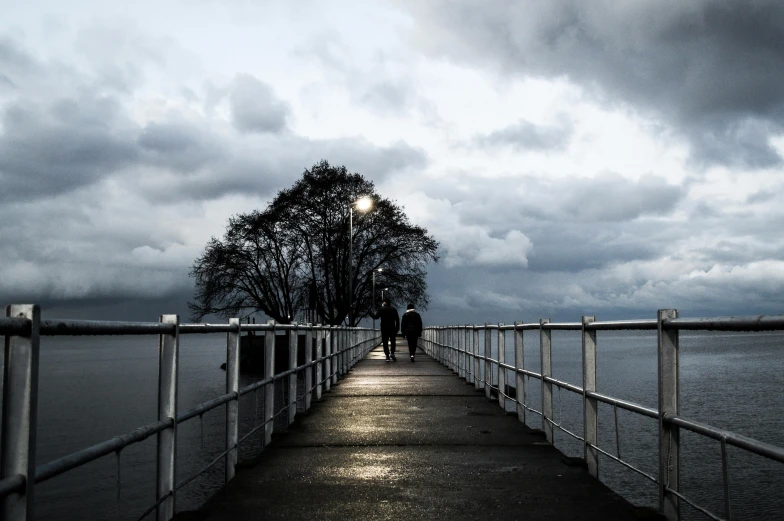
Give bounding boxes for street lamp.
[372,268,383,330]
[381,287,389,301]
[349,196,373,326]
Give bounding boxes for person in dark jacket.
[370,298,400,361]
[400,303,423,362]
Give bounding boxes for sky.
[1,0,783,325]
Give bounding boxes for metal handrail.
[1,309,379,521]
[421,312,784,521]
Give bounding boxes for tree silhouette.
[189,160,439,325]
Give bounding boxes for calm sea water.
[25,330,784,520]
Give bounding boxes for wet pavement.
[175,344,661,520]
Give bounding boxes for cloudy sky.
[2,0,783,325]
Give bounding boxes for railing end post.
[657,309,680,520]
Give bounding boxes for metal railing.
[0,304,379,521]
[421,311,784,521]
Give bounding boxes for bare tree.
[189,210,303,323]
[189,160,439,325]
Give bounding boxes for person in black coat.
[370,298,400,361]
[400,303,423,362]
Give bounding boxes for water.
[18,330,784,519]
[32,333,268,521]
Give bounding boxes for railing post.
[305,325,313,409]
[324,327,332,391]
[225,318,240,483]
[473,326,480,390]
[287,324,297,425]
[498,324,506,409]
[339,327,345,375]
[157,314,178,521]
[458,326,464,378]
[514,321,525,424]
[435,328,440,363]
[484,324,492,399]
[462,326,468,383]
[444,326,455,371]
[446,327,451,370]
[582,316,598,478]
[454,327,459,373]
[540,318,553,444]
[440,327,445,365]
[2,304,40,521]
[658,309,680,521]
[351,328,357,368]
[331,326,338,386]
[263,322,275,445]
[451,327,457,373]
[339,327,346,375]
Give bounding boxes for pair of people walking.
[371,299,422,362]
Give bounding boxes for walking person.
[370,298,400,361]
[400,303,423,362]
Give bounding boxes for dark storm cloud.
[143,135,428,202]
[404,0,784,168]
[474,119,572,151]
[0,97,139,201]
[229,74,290,134]
[138,121,224,173]
[561,174,684,222]
[525,226,660,273]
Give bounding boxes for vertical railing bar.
[315,326,323,401]
[540,318,553,444]
[456,326,460,376]
[463,326,470,384]
[156,314,178,521]
[263,322,275,446]
[614,403,621,459]
[457,326,462,378]
[225,317,240,483]
[305,325,313,410]
[658,309,680,521]
[514,321,525,425]
[473,327,480,390]
[583,315,598,478]
[325,327,332,391]
[484,324,491,398]
[721,437,733,521]
[1,304,40,521]
[287,324,297,425]
[498,324,506,410]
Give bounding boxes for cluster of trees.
[189,161,439,326]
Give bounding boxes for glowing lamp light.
[355,197,373,212]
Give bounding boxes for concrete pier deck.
[177,344,659,520]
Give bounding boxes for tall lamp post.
[349,196,373,327]
[372,268,383,330]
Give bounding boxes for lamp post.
[372,268,383,330]
[381,287,389,302]
[349,196,373,327]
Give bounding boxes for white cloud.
[399,192,532,268]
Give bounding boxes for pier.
[1,307,783,520]
[174,342,651,520]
